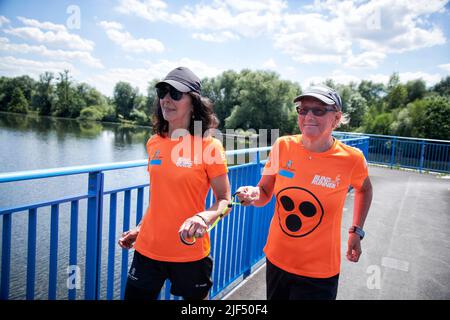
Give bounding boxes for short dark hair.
[152,92,219,136]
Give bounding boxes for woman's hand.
[235,186,260,206]
[118,226,140,249]
[346,233,362,262]
[178,213,209,243]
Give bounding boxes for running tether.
[180,192,242,245]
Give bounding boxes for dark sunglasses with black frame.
[296,105,337,117]
[156,85,184,101]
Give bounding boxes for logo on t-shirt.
[311,174,341,189]
[276,187,324,237]
[149,149,163,165]
[279,160,296,178]
[176,157,193,168]
[286,160,293,169]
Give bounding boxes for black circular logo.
[276,187,324,237]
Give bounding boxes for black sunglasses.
[156,86,184,101]
[296,106,337,117]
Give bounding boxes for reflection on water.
[0,112,152,150]
[0,112,152,300]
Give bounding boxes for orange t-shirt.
[134,134,228,262]
[263,135,368,278]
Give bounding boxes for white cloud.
[438,63,450,73]
[273,13,351,64]
[345,51,387,68]
[301,69,443,88]
[112,0,448,60]
[262,58,277,69]
[368,72,442,86]
[334,0,447,53]
[0,37,103,68]
[224,0,287,13]
[0,15,10,27]
[116,0,285,39]
[17,16,66,32]
[397,71,442,86]
[98,20,164,53]
[302,71,361,88]
[115,0,168,21]
[97,20,123,30]
[4,17,94,51]
[170,2,284,38]
[192,31,239,43]
[0,56,76,78]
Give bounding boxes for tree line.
[1,69,449,140]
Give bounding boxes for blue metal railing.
[0,137,369,300]
[334,132,450,173]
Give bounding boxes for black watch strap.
[349,226,365,240]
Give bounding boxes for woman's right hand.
[118,226,140,249]
[236,186,260,206]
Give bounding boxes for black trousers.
[124,250,212,300]
[266,259,339,300]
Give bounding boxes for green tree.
[385,73,408,111]
[114,82,138,119]
[129,109,149,125]
[7,87,28,114]
[76,83,106,108]
[202,70,240,129]
[346,92,368,128]
[389,108,412,137]
[32,72,54,116]
[224,70,299,135]
[405,79,426,104]
[54,70,74,117]
[0,77,11,111]
[418,96,450,140]
[12,75,36,109]
[336,82,357,114]
[358,80,385,106]
[0,76,36,112]
[432,76,450,96]
[372,113,394,135]
[145,79,159,120]
[78,106,104,121]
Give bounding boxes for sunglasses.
[296,106,337,117]
[156,86,184,101]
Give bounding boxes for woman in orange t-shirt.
[237,85,373,300]
[118,67,230,300]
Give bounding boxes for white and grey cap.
[294,85,342,110]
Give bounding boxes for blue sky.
[1,0,449,96]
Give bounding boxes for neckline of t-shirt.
[298,135,338,157]
[157,133,213,143]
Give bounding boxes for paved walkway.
[224,166,450,300]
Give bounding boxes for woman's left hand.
[346,233,362,262]
[178,213,209,241]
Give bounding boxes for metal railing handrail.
[334,131,450,144]
[0,147,274,184]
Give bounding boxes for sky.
[0,0,449,97]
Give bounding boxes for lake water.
[0,112,153,300]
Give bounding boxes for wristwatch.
[349,226,365,240]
